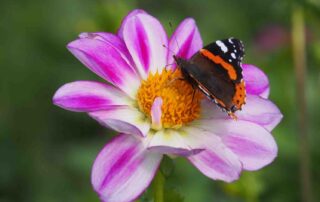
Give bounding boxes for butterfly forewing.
[188,52,236,110]
[202,38,245,83]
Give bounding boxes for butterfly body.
[174,38,246,118]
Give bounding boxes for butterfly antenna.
[161,44,177,70]
[161,21,180,71]
[162,44,175,55]
[169,22,180,53]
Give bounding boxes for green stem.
[291,4,313,202]
[153,169,165,202]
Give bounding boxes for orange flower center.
[137,69,203,129]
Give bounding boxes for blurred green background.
[1,0,320,201]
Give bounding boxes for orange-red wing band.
[200,49,237,81]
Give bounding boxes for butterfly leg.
[191,86,198,103]
[227,111,238,120]
[164,63,176,69]
[164,77,185,87]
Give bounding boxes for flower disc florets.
[137,69,202,129]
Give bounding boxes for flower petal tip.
[120,11,168,78]
[167,17,202,70]
[151,97,163,130]
[92,134,162,202]
[242,64,270,98]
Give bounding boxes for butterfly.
[174,38,246,119]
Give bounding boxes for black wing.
[185,53,236,110]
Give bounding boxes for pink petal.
[121,12,168,79]
[118,9,147,38]
[67,36,140,98]
[53,81,131,112]
[198,99,227,121]
[89,107,150,137]
[243,64,270,98]
[167,18,203,70]
[199,95,282,131]
[151,97,163,130]
[187,127,242,182]
[193,119,278,171]
[79,32,134,67]
[92,134,162,202]
[236,95,283,131]
[147,129,205,156]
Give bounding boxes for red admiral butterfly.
[174,38,246,119]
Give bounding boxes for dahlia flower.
[53,9,282,202]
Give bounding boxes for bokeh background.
[1,0,320,201]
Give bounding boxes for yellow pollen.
[137,69,203,129]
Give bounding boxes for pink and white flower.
[53,9,282,202]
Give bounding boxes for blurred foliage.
[1,0,320,201]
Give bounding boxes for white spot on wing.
[216,40,228,53]
[198,85,210,96]
[228,38,233,44]
[231,53,236,59]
